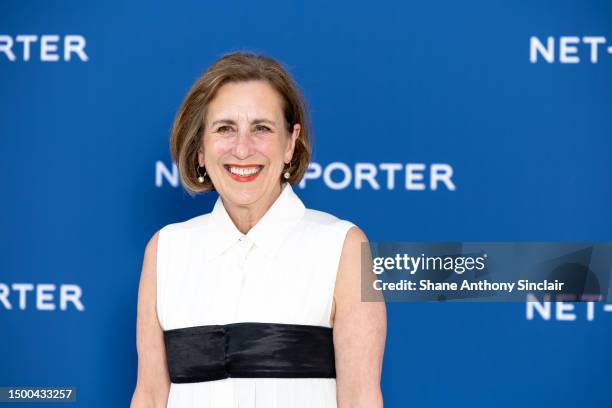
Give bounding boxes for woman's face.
[198,80,300,208]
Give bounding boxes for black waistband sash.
[163,322,336,383]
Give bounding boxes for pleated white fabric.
[156,182,356,408]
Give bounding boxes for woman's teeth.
[227,166,262,176]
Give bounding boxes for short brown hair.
[169,51,312,196]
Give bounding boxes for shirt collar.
[203,182,306,261]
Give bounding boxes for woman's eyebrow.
[210,119,236,127]
[252,118,276,127]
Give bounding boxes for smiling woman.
[131,51,386,408]
[168,54,311,199]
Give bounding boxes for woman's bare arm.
[333,226,387,408]
[130,231,170,408]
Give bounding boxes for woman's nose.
[232,128,255,158]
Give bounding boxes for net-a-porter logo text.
[526,295,612,322]
[530,36,611,63]
[0,35,88,62]
[155,161,456,191]
[0,283,85,311]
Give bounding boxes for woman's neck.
[222,182,284,234]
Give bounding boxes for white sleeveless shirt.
[156,182,356,408]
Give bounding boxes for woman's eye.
[255,125,271,132]
[218,126,233,133]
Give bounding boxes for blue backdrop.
[1,0,611,406]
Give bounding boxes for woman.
[131,51,386,407]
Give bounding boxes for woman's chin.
[221,184,265,207]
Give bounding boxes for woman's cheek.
[211,138,234,154]
[254,137,279,154]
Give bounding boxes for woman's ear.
[197,149,205,167]
[285,123,300,163]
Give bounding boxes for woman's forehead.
[208,81,282,122]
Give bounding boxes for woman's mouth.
[224,164,264,182]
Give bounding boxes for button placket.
[237,236,254,264]
[233,237,255,322]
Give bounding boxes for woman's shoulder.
[299,208,368,262]
[301,207,358,233]
[158,212,212,237]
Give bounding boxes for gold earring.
[283,162,291,180]
[197,166,207,183]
